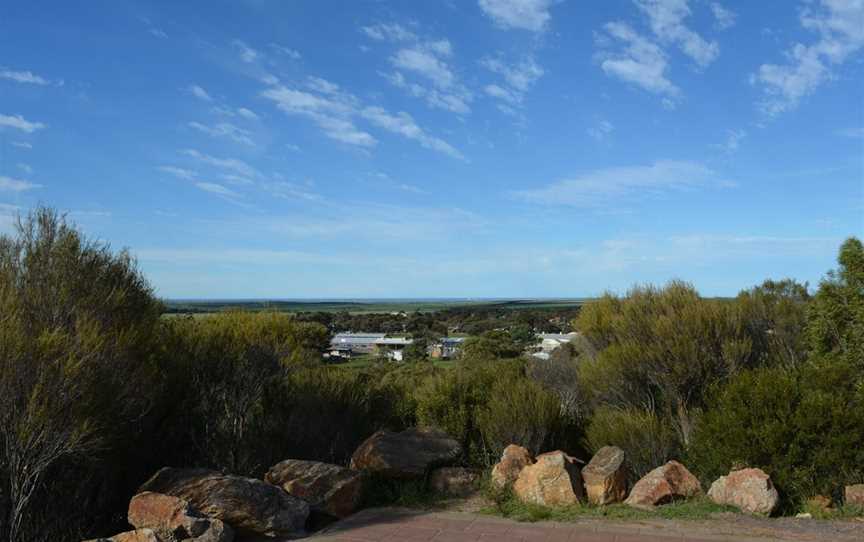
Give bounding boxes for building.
[330,332,386,355]
[430,337,466,359]
[373,337,413,361]
[536,332,579,353]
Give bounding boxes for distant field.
[161,298,590,315]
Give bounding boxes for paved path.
[309,507,864,542]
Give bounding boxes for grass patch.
[482,487,738,523]
[799,502,864,520]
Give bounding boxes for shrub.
[688,361,864,510]
[0,208,165,542]
[576,281,758,449]
[585,406,681,484]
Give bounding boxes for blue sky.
[1,0,862,299]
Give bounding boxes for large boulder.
[513,451,584,507]
[581,446,627,505]
[846,484,864,507]
[490,444,533,489]
[138,468,308,539]
[264,460,363,519]
[109,530,161,542]
[127,492,232,542]
[429,467,479,497]
[625,461,702,508]
[707,468,779,515]
[349,427,461,478]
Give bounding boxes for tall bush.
[0,208,164,542]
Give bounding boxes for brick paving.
[308,507,864,542]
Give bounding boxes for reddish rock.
[513,451,584,507]
[581,446,627,505]
[111,530,160,542]
[350,427,461,478]
[845,484,864,507]
[429,467,479,496]
[625,460,702,508]
[129,492,230,541]
[138,468,308,539]
[265,459,363,519]
[490,444,533,489]
[707,468,779,515]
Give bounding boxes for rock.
[625,461,702,508]
[581,446,627,505]
[111,530,161,542]
[138,468,308,539]
[429,467,479,496]
[846,484,864,507]
[513,451,584,507]
[490,444,533,489]
[707,468,779,515]
[127,491,232,542]
[349,427,461,478]
[796,512,813,519]
[264,460,363,519]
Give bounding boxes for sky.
[1,0,862,299]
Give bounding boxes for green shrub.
[688,361,864,511]
[585,406,681,484]
[0,208,166,542]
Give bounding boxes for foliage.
[585,407,681,484]
[0,208,164,542]
[461,330,524,361]
[688,361,864,511]
[806,237,864,370]
[735,279,810,368]
[576,281,758,448]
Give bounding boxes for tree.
[807,237,864,370]
[461,330,523,361]
[0,208,163,542]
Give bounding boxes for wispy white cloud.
[360,106,465,160]
[182,149,260,178]
[262,181,321,201]
[262,78,463,158]
[365,22,472,115]
[0,68,49,85]
[597,22,680,100]
[10,141,33,149]
[710,128,746,154]
[478,0,555,32]
[233,40,260,63]
[17,163,33,175]
[710,2,736,30]
[270,43,302,60]
[481,55,544,113]
[0,113,46,133]
[261,84,377,148]
[754,0,864,116]
[0,175,41,192]
[361,22,418,42]
[187,84,213,102]
[195,182,240,198]
[635,0,719,67]
[157,165,197,181]
[384,71,472,114]
[511,160,728,207]
[188,121,254,146]
[587,119,615,141]
[286,143,301,152]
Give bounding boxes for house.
[330,332,386,354]
[373,337,413,361]
[430,337,466,359]
[536,332,579,353]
